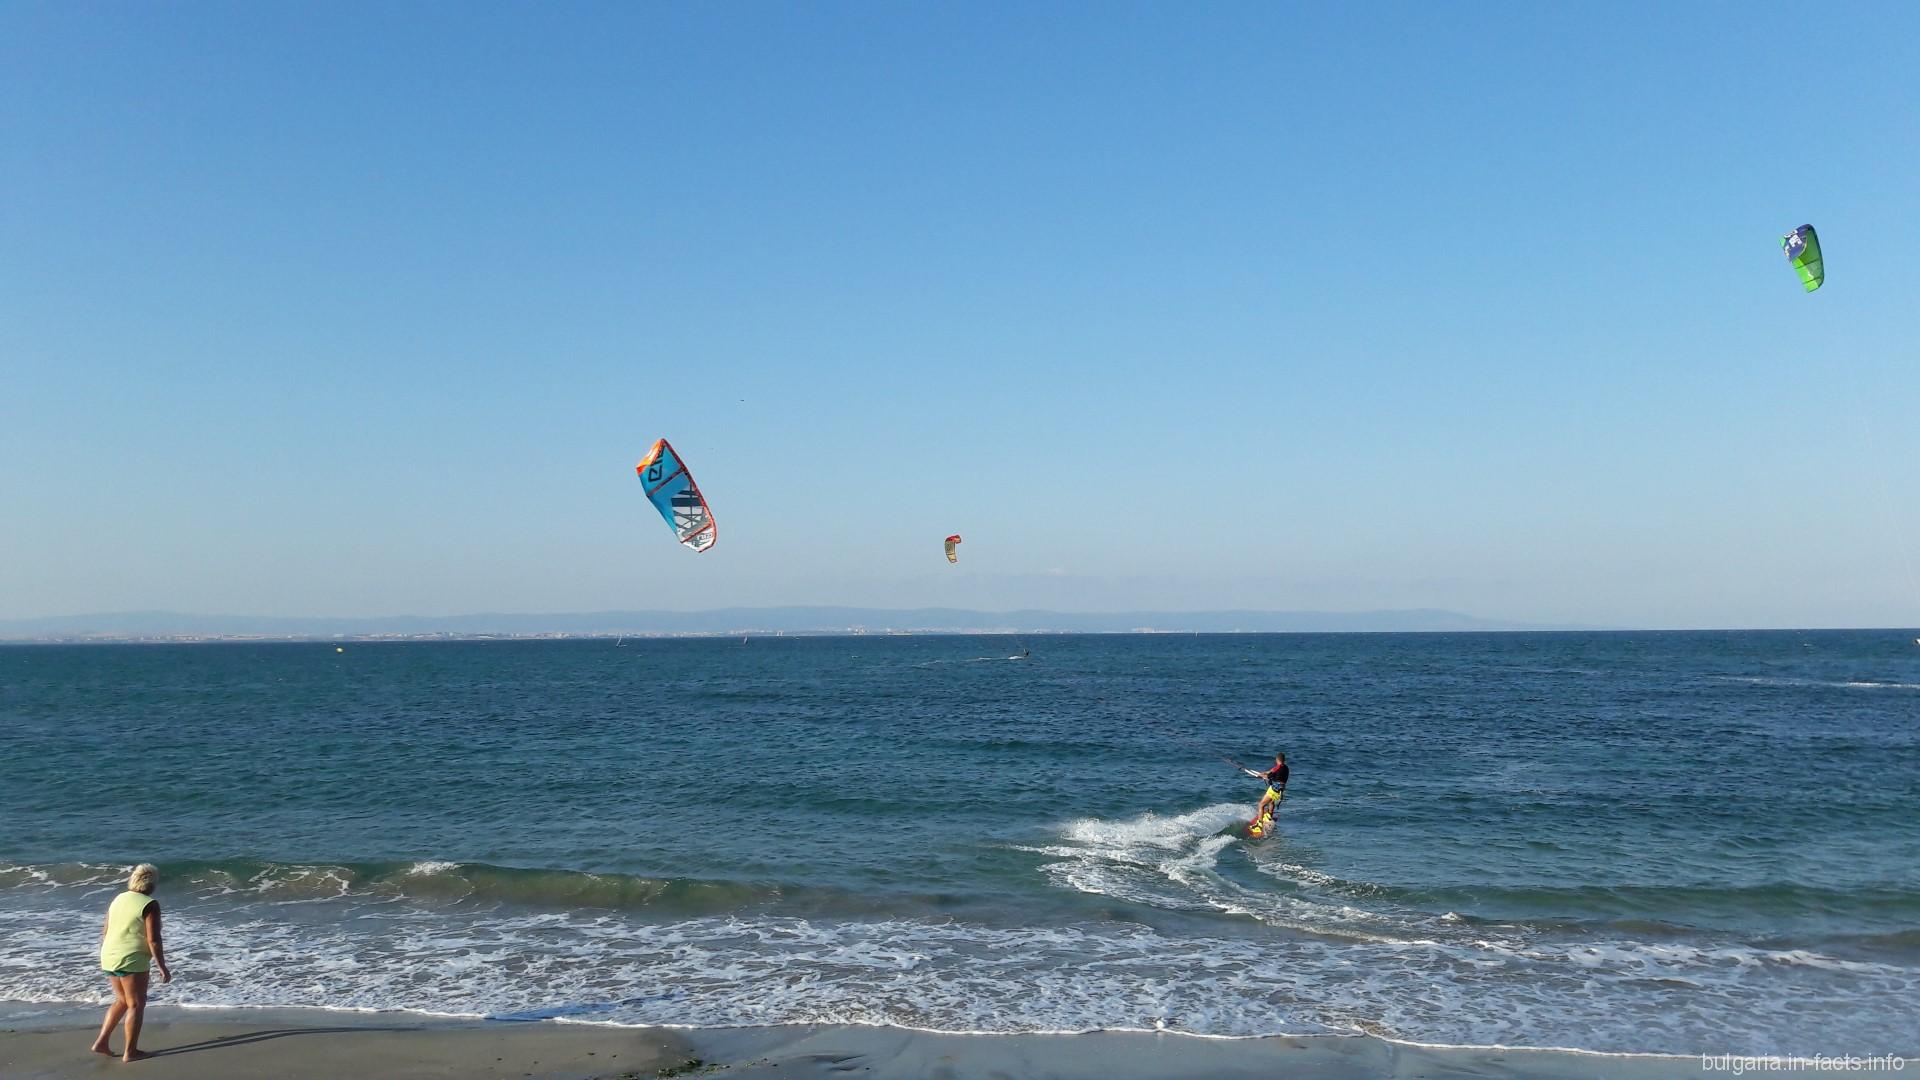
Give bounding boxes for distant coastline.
[0,606,1590,643]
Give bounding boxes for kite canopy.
[944,534,962,564]
[635,438,716,552]
[1782,224,1824,292]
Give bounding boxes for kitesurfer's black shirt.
[1264,764,1289,788]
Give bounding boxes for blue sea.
[2,632,1917,1056]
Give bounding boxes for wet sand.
[0,1006,694,1080]
[694,1025,1705,1079]
[1,1006,1707,1079]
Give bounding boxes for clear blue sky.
[4,2,1917,628]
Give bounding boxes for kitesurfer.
[1253,753,1289,824]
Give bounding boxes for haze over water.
[3,632,1916,1056]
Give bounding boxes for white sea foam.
[5,801,1917,1056]
[1038,804,1410,942]
[1714,674,1920,691]
[2,890,1912,1056]
[405,861,462,875]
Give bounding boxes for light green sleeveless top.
[100,890,155,973]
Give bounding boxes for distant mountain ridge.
[0,607,1583,640]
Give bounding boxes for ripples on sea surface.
[2,632,1917,1054]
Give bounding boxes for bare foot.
[91,1041,115,1056]
[122,1049,151,1063]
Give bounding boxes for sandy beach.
[0,1006,694,1079]
[1,1006,1708,1079]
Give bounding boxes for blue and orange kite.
[636,438,716,553]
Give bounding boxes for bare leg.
[121,971,150,1062]
[91,975,129,1055]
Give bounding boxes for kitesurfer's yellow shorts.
[1263,786,1285,804]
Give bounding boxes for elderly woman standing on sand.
[92,863,172,1063]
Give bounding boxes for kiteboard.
[1244,807,1275,841]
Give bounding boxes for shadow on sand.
[148,1024,419,1058]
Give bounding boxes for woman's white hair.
[128,864,159,893]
